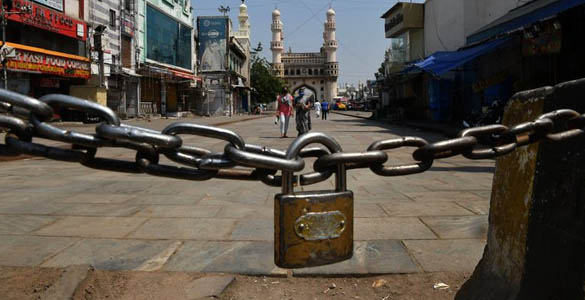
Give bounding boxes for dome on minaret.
[327,8,335,16]
[272,9,281,17]
[240,0,247,13]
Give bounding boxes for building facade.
[424,0,517,56]
[270,7,338,101]
[197,1,251,116]
[3,0,92,119]
[136,0,196,117]
[88,0,141,117]
[378,2,425,121]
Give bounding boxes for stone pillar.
[456,78,585,300]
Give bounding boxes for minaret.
[270,8,284,77]
[237,0,250,46]
[323,7,338,100]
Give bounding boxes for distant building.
[196,1,251,116]
[270,7,338,102]
[88,0,141,117]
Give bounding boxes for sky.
[191,0,424,88]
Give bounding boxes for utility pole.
[93,25,107,88]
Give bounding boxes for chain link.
[1,90,584,187]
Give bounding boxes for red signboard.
[2,42,91,79]
[5,0,87,41]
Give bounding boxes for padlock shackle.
[282,132,345,194]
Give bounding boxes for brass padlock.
[275,133,353,268]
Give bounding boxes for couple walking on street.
[276,87,321,138]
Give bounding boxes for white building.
[424,0,520,55]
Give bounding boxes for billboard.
[198,17,228,72]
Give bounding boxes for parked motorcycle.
[462,99,508,145]
[462,99,506,128]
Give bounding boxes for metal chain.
[1,89,584,186]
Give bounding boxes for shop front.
[137,64,196,116]
[1,42,90,96]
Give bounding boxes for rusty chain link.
[0,89,584,186]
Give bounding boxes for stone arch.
[291,84,317,102]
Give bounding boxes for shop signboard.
[7,0,86,41]
[198,16,228,72]
[2,43,90,79]
[381,2,423,38]
[33,0,63,11]
[122,17,134,37]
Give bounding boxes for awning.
[403,37,512,77]
[467,0,585,44]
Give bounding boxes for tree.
[250,56,284,104]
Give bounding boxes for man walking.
[321,100,329,120]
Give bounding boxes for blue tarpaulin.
[404,37,512,77]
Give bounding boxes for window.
[308,69,312,75]
[320,87,324,91]
[284,69,288,75]
[296,69,300,75]
[320,80,324,84]
[124,0,132,11]
[146,5,192,69]
[109,10,116,28]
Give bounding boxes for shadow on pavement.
[429,166,495,173]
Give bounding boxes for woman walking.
[295,89,311,136]
[276,87,293,138]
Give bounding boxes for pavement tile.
[293,240,420,275]
[0,235,79,266]
[57,193,136,204]
[34,216,147,238]
[0,200,68,215]
[53,204,142,217]
[215,205,273,218]
[456,200,491,215]
[404,191,486,202]
[0,215,58,234]
[129,218,237,240]
[134,205,221,218]
[354,204,388,218]
[403,239,486,272]
[85,181,164,194]
[231,217,272,241]
[469,190,493,200]
[355,218,437,240]
[164,241,283,275]
[380,202,475,217]
[126,195,204,206]
[42,238,180,270]
[421,216,489,239]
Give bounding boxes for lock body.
[274,190,353,268]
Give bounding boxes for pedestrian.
[321,100,329,120]
[295,89,311,136]
[314,99,321,119]
[276,87,293,138]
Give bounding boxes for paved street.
[0,112,493,275]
